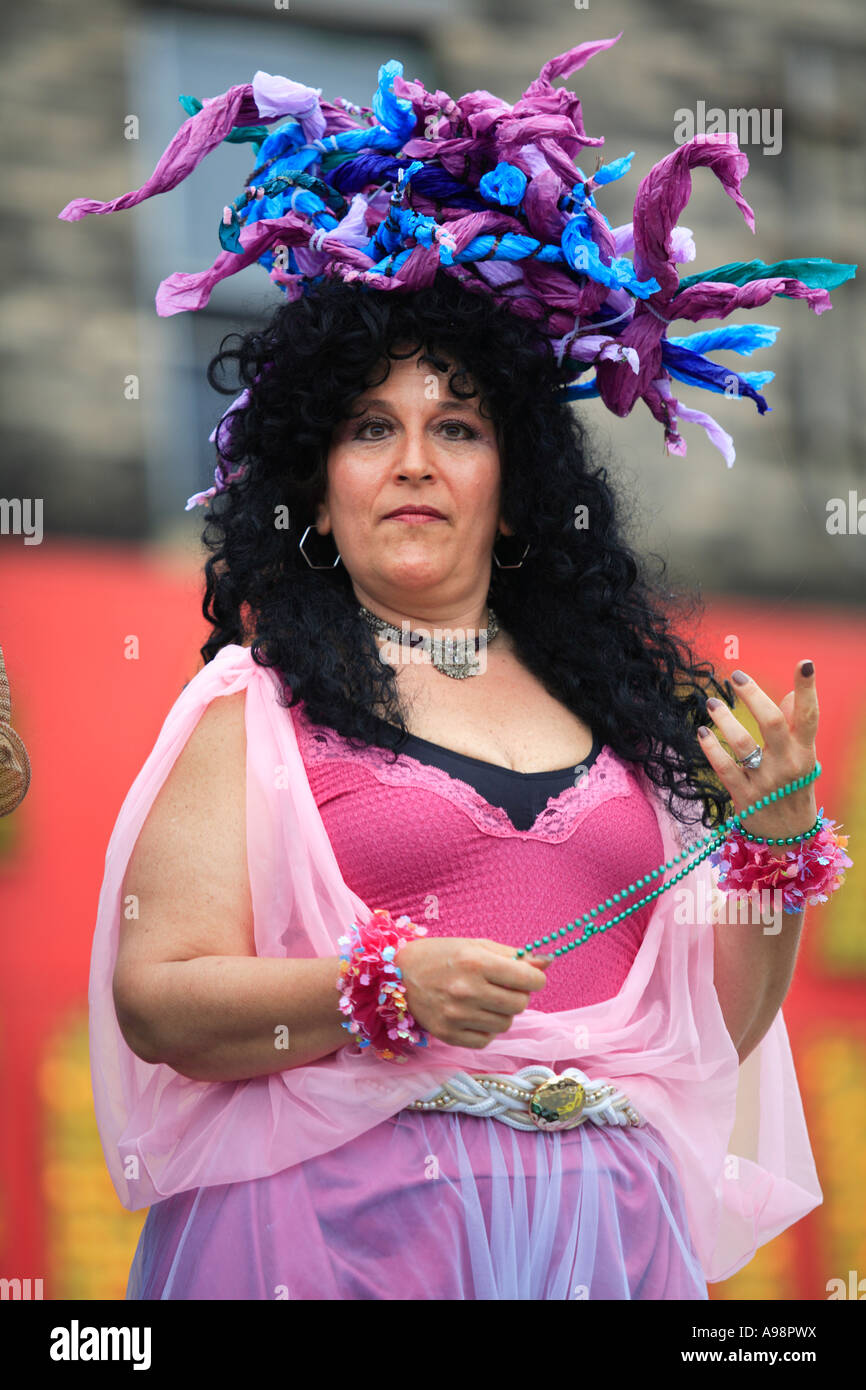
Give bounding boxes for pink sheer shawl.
[90,642,821,1283]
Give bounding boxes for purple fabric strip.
[594,134,757,418]
[57,74,326,223]
[250,71,326,141]
[632,133,755,298]
[530,33,625,89]
[653,375,735,466]
[672,277,834,320]
[58,85,256,221]
[155,214,375,315]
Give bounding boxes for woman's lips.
[384,510,446,523]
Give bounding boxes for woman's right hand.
[395,936,551,1050]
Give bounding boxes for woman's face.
[315,350,512,617]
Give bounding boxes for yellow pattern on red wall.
[799,1034,866,1293]
[818,712,866,974]
[39,1010,146,1300]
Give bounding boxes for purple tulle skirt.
[126,1108,708,1300]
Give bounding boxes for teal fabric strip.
[675,257,856,295]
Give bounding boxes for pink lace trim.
[291,704,638,843]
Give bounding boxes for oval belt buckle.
[529,1075,586,1131]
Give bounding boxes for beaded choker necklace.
[515,762,823,962]
[358,604,500,680]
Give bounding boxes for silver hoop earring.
[298,524,341,569]
[492,534,530,569]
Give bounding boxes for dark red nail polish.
[801,661,814,677]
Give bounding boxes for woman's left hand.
[698,660,819,853]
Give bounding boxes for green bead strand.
[733,812,822,846]
[515,762,822,961]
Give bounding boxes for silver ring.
[736,745,763,770]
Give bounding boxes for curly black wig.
[199,271,734,830]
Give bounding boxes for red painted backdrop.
[0,540,863,1299]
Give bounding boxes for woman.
[65,37,854,1300]
[104,275,828,1299]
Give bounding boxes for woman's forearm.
[712,904,806,1065]
[114,955,350,1081]
[711,832,808,1063]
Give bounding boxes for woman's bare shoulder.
[118,689,254,965]
[138,688,246,850]
[165,688,247,785]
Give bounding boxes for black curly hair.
[199,271,733,829]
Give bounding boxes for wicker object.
[0,644,30,815]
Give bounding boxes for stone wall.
[1,0,862,596]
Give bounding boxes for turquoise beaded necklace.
[514,762,822,961]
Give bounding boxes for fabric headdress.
[58,31,856,509]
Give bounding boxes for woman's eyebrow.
[353,398,479,413]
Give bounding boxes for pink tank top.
[291,703,665,1013]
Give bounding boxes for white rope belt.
[406,1065,644,1132]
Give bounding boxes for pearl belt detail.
[406,1065,644,1131]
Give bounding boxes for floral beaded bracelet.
[336,908,430,1063]
[712,809,852,914]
